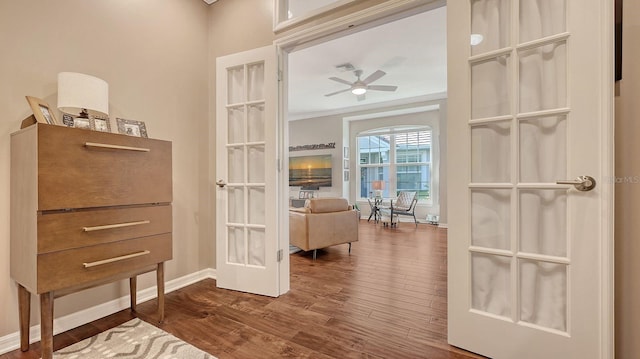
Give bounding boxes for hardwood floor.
[2,221,484,359]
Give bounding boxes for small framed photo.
[116,118,148,138]
[91,115,111,132]
[62,114,92,130]
[299,190,315,199]
[344,171,350,182]
[25,96,59,125]
[343,159,349,170]
[62,113,75,127]
[343,146,349,159]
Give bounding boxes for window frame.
[357,126,433,203]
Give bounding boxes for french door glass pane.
[248,228,265,266]
[519,0,566,43]
[228,147,244,183]
[227,66,244,104]
[228,107,244,144]
[248,104,265,142]
[471,56,511,119]
[227,187,244,224]
[247,62,264,101]
[471,0,511,55]
[471,189,511,249]
[519,189,567,257]
[248,187,265,225]
[520,259,567,331]
[519,42,567,113]
[227,227,245,264]
[248,145,265,183]
[471,122,511,183]
[471,253,511,318]
[519,115,567,183]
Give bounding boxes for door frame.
[273,0,614,355]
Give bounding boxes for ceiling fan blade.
[357,94,366,101]
[324,88,351,97]
[362,70,386,85]
[367,85,398,92]
[328,77,354,86]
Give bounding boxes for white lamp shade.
[57,72,109,117]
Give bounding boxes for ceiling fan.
[324,69,398,101]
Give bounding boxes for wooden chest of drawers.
[10,124,172,359]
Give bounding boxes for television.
[289,154,332,187]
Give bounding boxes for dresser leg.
[129,277,137,313]
[40,292,54,359]
[17,284,30,352]
[157,262,165,323]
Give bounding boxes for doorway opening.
[280,0,449,343]
[284,3,447,231]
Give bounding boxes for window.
[358,127,431,201]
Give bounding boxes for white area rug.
[54,318,216,359]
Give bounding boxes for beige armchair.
[289,197,359,259]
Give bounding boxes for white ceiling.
[287,6,447,120]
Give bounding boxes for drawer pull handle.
[85,142,150,152]
[83,220,150,232]
[83,250,151,268]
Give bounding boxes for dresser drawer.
[36,125,172,210]
[37,234,171,293]
[37,205,171,253]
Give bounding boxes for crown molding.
[287,92,447,121]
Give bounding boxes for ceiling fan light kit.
[325,68,398,101]
[351,86,367,95]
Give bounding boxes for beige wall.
[615,0,640,357]
[289,116,346,199]
[0,0,209,336]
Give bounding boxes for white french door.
[447,0,613,358]
[215,45,281,297]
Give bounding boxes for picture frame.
[62,114,92,130]
[116,118,148,138]
[343,159,349,169]
[343,146,349,159]
[344,171,350,182]
[299,190,315,199]
[62,113,75,127]
[25,96,59,125]
[91,115,111,133]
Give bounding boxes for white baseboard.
[0,268,216,355]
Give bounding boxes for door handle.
[556,175,596,191]
[216,179,227,188]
